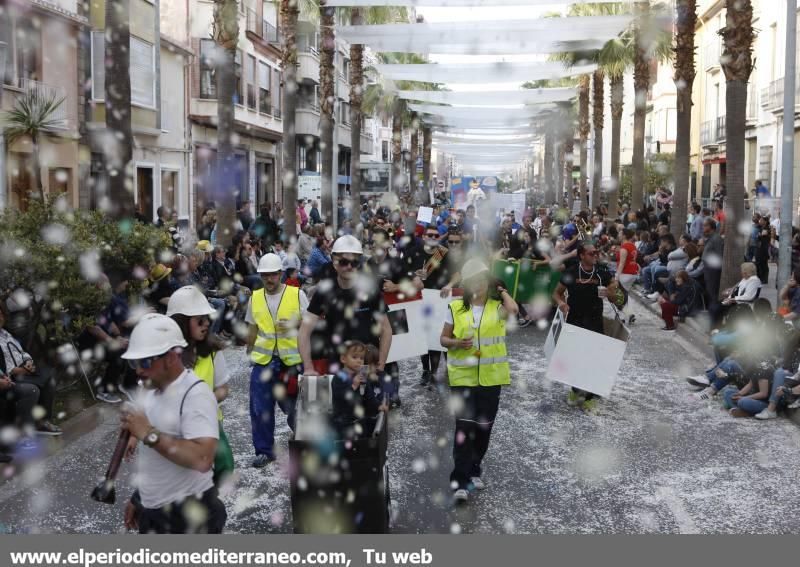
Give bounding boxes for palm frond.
[2,89,65,145]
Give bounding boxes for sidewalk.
[629,262,800,426]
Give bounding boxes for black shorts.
[134,486,227,534]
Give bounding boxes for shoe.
[36,421,63,437]
[647,292,661,301]
[627,315,636,326]
[567,390,584,407]
[14,438,40,455]
[729,408,750,418]
[788,398,800,410]
[693,387,715,401]
[390,395,402,408]
[419,371,431,387]
[0,453,11,463]
[754,409,778,420]
[582,398,599,413]
[96,392,122,404]
[251,454,276,468]
[517,317,532,328]
[661,325,676,332]
[687,374,711,388]
[469,477,486,491]
[453,489,469,504]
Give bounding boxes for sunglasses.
[448,240,462,245]
[426,234,440,239]
[194,316,211,326]
[336,258,359,268]
[127,353,166,370]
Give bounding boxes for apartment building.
[0,0,85,210]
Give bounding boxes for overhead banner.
[450,176,498,210]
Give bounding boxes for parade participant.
[440,259,518,504]
[298,235,393,380]
[552,242,618,410]
[167,286,234,485]
[245,253,308,468]
[331,341,388,440]
[120,314,226,534]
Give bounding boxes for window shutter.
[130,37,155,107]
[91,31,105,100]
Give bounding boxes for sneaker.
[693,387,715,401]
[647,292,661,301]
[469,477,486,491]
[251,454,276,468]
[36,421,63,437]
[627,315,636,326]
[390,395,402,408]
[418,371,431,387]
[567,390,584,407]
[517,317,532,328]
[96,392,122,404]
[754,409,778,420]
[686,375,711,388]
[729,408,750,418]
[661,326,676,332]
[582,398,599,413]
[788,398,800,410]
[453,489,469,504]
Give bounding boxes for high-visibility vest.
[250,285,302,367]
[194,353,223,421]
[446,298,510,387]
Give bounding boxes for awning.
[327,0,628,6]
[410,103,554,119]
[374,61,597,85]
[397,88,577,106]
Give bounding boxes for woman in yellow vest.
[440,258,518,505]
[167,285,234,486]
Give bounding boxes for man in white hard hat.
[299,235,392,377]
[245,253,309,468]
[119,314,226,533]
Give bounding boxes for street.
[2,301,800,534]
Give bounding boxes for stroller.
[289,374,394,534]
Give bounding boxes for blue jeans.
[249,359,299,458]
[208,297,226,335]
[706,357,743,391]
[641,263,664,293]
[722,386,768,415]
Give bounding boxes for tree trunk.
[409,126,418,195]
[319,2,335,231]
[213,0,240,247]
[422,126,432,204]
[544,132,554,205]
[31,133,43,201]
[564,135,574,206]
[670,0,697,238]
[280,0,299,239]
[592,70,605,211]
[720,0,755,290]
[391,106,403,192]
[631,1,651,211]
[578,74,590,208]
[349,8,364,225]
[104,0,135,219]
[556,141,565,206]
[609,74,624,219]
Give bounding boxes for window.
[136,167,155,222]
[91,32,156,107]
[199,39,217,99]
[15,18,41,84]
[234,50,243,105]
[130,37,155,107]
[246,54,256,110]
[258,61,271,114]
[273,69,282,117]
[382,141,389,162]
[161,170,178,215]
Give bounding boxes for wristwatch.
[143,428,161,448]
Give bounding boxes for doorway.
[136,166,155,222]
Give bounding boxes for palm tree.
[591,69,604,210]
[630,0,651,211]
[544,131,555,205]
[280,0,301,238]
[105,0,135,218]
[319,0,335,229]
[421,126,432,204]
[408,119,419,195]
[212,0,240,247]
[670,0,697,237]
[2,89,65,204]
[719,0,755,290]
[578,74,590,207]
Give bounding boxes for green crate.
[492,259,559,304]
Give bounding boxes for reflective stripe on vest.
[446,298,510,387]
[194,353,223,421]
[250,286,303,366]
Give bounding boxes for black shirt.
[560,263,612,333]
[307,275,388,362]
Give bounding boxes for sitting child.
[331,341,388,440]
[657,270,701,331]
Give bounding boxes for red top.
[620,241,639,275]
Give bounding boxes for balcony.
[297,50,320,83]
[17,78,70,130]
[700,117,725,146]
[761,74,800,113]
[246,9,280,45]
[360,133,374,155]
[715,115,726,142]
[704,41,721,71]
[296,103,320,137]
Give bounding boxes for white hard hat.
[121,314,188,360]
[331,234,363,255]
[461,258,489,282]
[166,285,216,318]
[257,253,284,273]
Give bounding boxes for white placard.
[421,289,454,352]
[417,206,434,224]
[386,296,429,363]
[544,311,628,398]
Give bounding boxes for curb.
[629,290,800,427]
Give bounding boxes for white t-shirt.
[445,304,488,327]
[210,351,230,388]
[134,370,219,509]
[245,285,310,325]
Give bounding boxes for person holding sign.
[552,242,618,411]
[440,259,518,505]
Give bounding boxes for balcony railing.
[700,116,726,146]
[715,115,726,142]
[246,9,280,44]
[298,101,319,113]
[19,78,69,129]
[761,74,800,112]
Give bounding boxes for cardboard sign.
[417,206,434,224]
[384,290,427,363]
[420,288,465,352]
[544,310,629,397]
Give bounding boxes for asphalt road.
[2,301,800,534]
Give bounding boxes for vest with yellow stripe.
[194,353,223,421]
[250,285,302,366]
[447,298,510,387]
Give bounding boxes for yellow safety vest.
[250,285,302,366]
[194,353,223,421]
[446,298,510,387]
